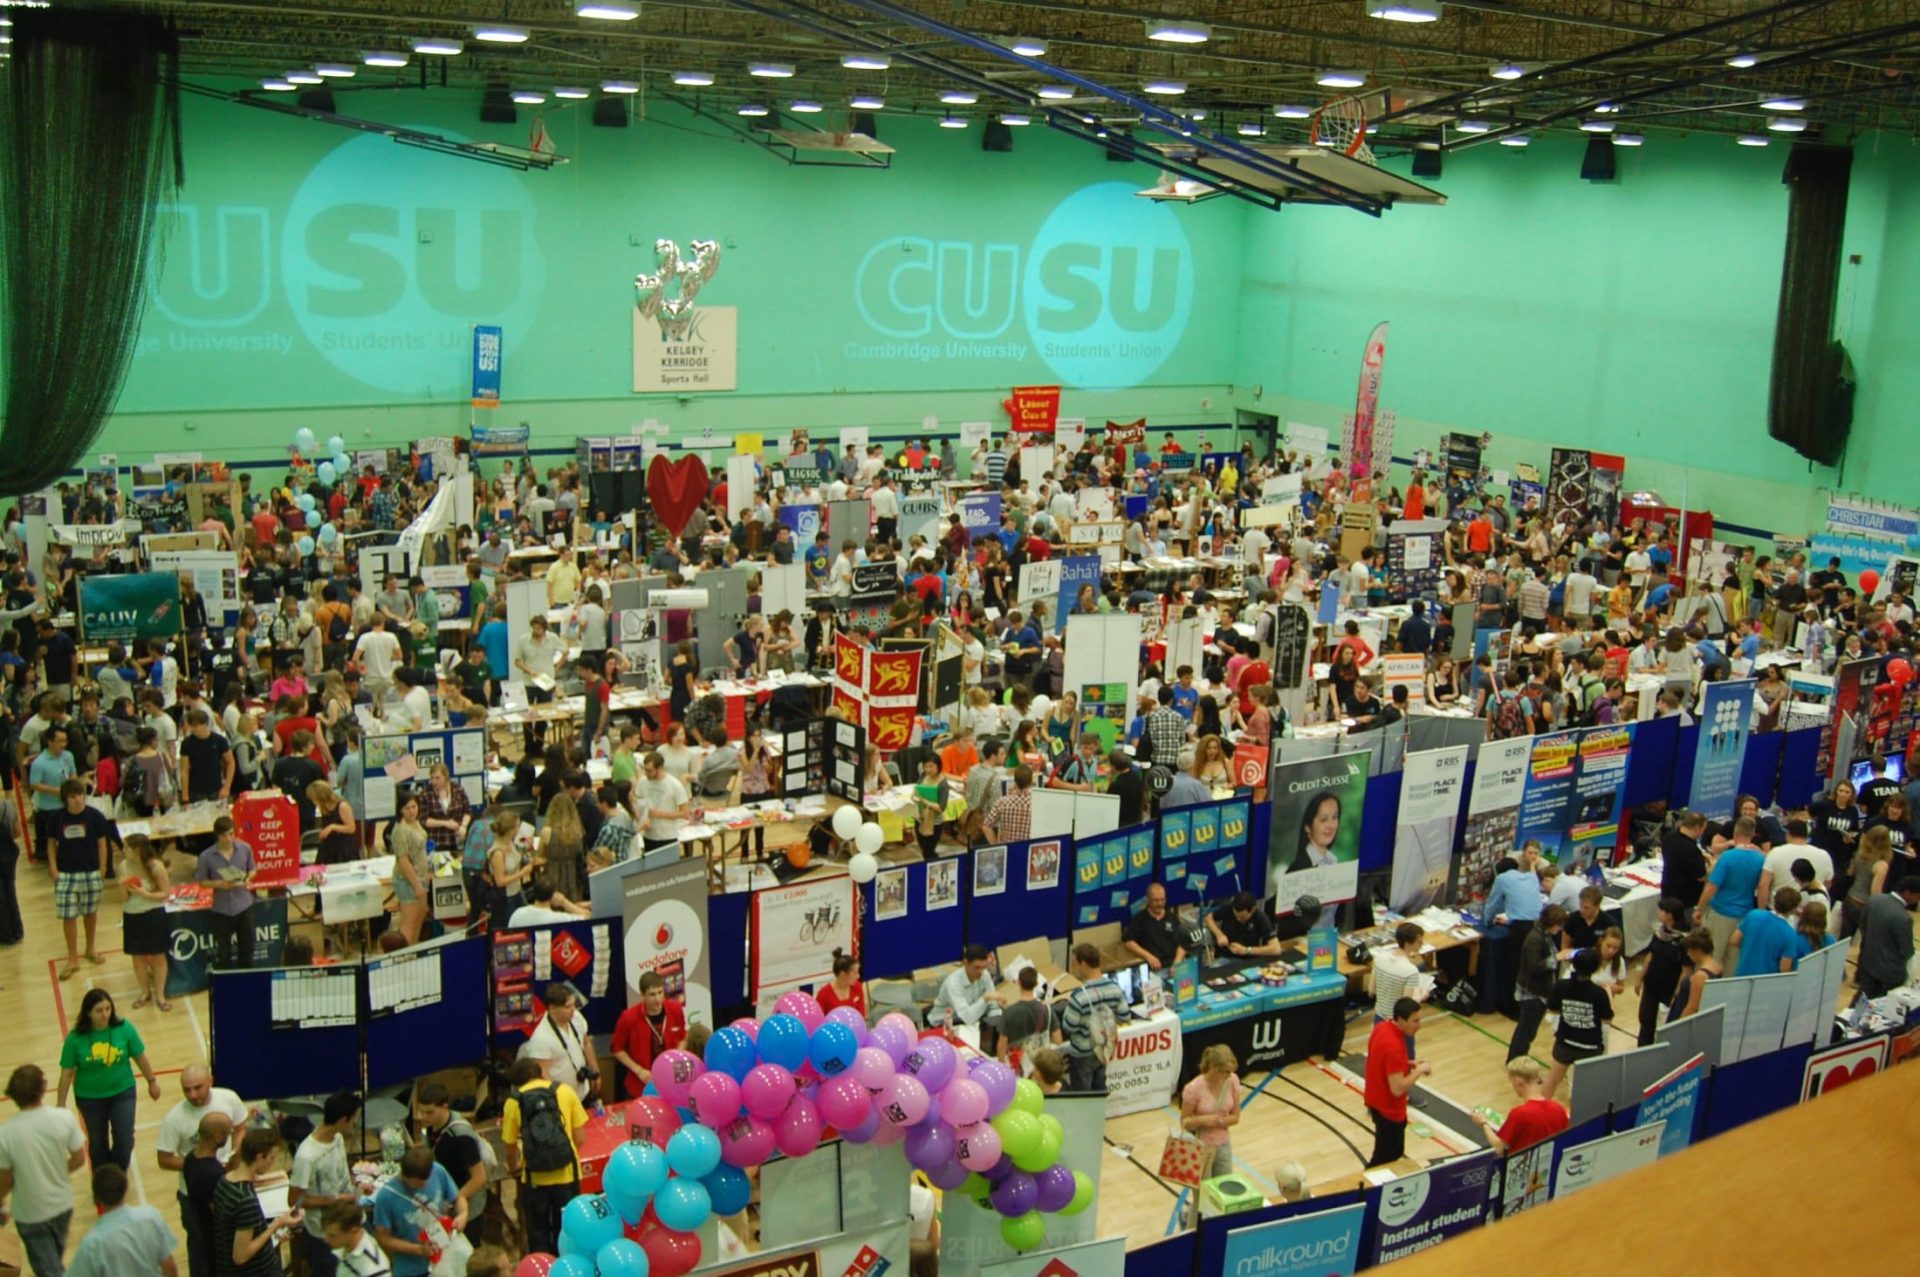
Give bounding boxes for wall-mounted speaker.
[850,111,878,137]
[1412,147,1442,179]
[1769,143,1855,465]
[1580,136,1615,182]
[480,87,517,124]
[983,119,1012,152]
[593,97,628,128]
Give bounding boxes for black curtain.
[1767,143,1853,466]
[0,9,180,497]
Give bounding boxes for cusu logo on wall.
[851,180,1193,389]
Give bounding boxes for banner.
[234,793,301,888]
[1825,495,1920,543]
[1552,1124,1664,1199]
[1265,753,1368,912]
[1366,1152,1495,1265]
[749,876,853,995]
[1636,1052,1706,1158]
[1105,418,1146,449]
[469,423,529,455]
[50,520,138,548]
[470,324,503,407]
[623,857,715,1029]
[1390,747,1468,914]
[778,502,822,543]
[1455,737,1530,903]
[957,491,1002,538]
[1690,680,1757,820]
[1818,656,1875,783]
[1105,1014,1180,1117]
[1008,384,1061,433]
[1567,725,1632,873]
[1346,321,1388,481]
[1220,1203,1365,1277]
[78,571,182,642]
[1052,555,1103,633]
[165,897,289,998]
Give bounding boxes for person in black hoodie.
[1660,810,1710,920]
[1634,898,1691,1045]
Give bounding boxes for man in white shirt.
[870,477,900,542]
[290,1091,362,1277]
[521,984,599,1101]
[828,543,857,599]
[1564,560,1599,625]
[155,1067,252,1241]
[0,1064,88,1277]
[352,615,404,703]
[1625,545,1652,589]
[1243,525,1270,568]
[1757,820,1834,903]
[513,616,567,689]
[639,751,690,850]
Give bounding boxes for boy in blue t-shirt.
[1170,665,1200,721]
[370,1148,465,1277]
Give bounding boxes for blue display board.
[209,967,363,1101]
[366,935,492,1090]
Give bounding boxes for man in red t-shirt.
[1475,1056,1570,1155]
[1467,512,1494,556]
[609,971,689,1099]
[1364,998,1429,1167]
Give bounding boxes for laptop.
[1108,961,1154,1013]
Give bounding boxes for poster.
[1516,731,1580,862]
[1024,839,1061,891]
[1496,1136,1555,1217]
[1818,658,1874,782]
[958,491,1002,539]
[1802,1035,1890,1102]
[78,571,182,642]
[1389,747,1468,914]
[1636,1052,1706,1158]
[1008,385,1061,433]
[1366,1152,1495,1265]
[1104,1017,1182,1118]
[1219,1203,1365,1277]
[233,793,300,887]
[1265,753,1368,912]
[1690,680,1757,821]
[622,858,714,1030]
[973,844,1007,897]
[1552,1124,1664,1199]
[926,859,959,911]
[874,868,908,921]
[750,877,852,996]
[470,324,503,406]
[1566,725,1632,873]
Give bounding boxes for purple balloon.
[990,1170,1038,1217]
[920,1097,942,1130]
[972,1062,1017,1116]
[850,1047,895,1092]
[839,1108,880,1144]
[904,1120,956,1171]
[927,1156,972,1191]
[823,1006,870,1045]
[870,1118,908,1146]
[902,1037,957,1092]
[1033,1164,1077,1213]
[868,1021,913,1067]
[984,1153,1017,1182]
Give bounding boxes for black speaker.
[850,110,878,138]
[298,88,337,114]
[1769,143,1855,465]
[982,119,1012,152]
[593,96,628,128]
[1580,135,1615,181]
[1104,130,1132,161]
[480,87,517,124]
[1412,146,1442,178]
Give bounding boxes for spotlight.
[672,70,715,86]
[737,102,770,116]
[849,94,885,110]
[1499,133,1530,146]
[1036,85,1076,100]
[749,62,795,78]
[1762,97,1805,111]
[1454,119,1491,133]
[473,24,530,43]
[1366,0,1441,21]
[841,53,891,70]
[1316,70,1366,88]
[601,80,641,94]
[789,99,822,113]
[512,90,547,105]
[940,90,978,104]
[412,38,462,56]
[363,51,410,68]
[314,63,356,78]
[1144,79,1187,95]
[940,114,968,128]
[1613,133,1645,146]
[1726,52,1760,68]
[1737,133,1769,146]
[1272,104,1313,119]
[576,1,640,17]
[1008,37,1048,56]
[554,86,591,99]
[1146,19,1211,43]
[1489,62,1528,80]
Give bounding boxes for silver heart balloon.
[634,236,722,339]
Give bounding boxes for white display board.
[1028,790,1121,841]
[1062,613,1143,730]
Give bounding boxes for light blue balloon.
[604,1141,669,1210]
[597,1238,651,1277]
[550,1256,596,1277]
[294,427,318,452]
[333,452,351,475]
[558,1232,583,1257]
[326,434,346,455]
[560,1194,625,1255]
[316,461,337,484]
[653,1177,712,1232]
[665,1124,722,1179]
[298,492,317,512]
[704,1162,752,1216]
[296,536,315,557]
[318,522,338,544]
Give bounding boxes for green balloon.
[1011,1139,1054,1174]
[1029,1124,1064,1171]
[1011,1078,1045,1115]
[1060,1171,1094,1216]
[991,1108,1042,1159]
[1000,1211,1046,1251]
[1037,1113,1064,1146]
[962,1173,993,1203]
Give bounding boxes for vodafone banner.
[1105,1009,1183,1116]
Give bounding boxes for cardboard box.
[994,936,1079,1001]
[1200,1173,1268,1217]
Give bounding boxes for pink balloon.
[775,991,827,1032]
[719,1113,778,1168]
[690,1071,743,1130]
[941,1078,990,1128]
[869,1117,907,1146]
[955,1121,1003,1171]
[741,1064,796,1121]
[877,1012,918,1041]
[732,1017,761,1042]
[651,1051,705,1107]
[868,1022,912,1067]
[774,1094,824,1158]
[817,1075,873,1130]
[850,1046,895,1092]
[877,1074,931,1128]
[823,1006,870,1045]
[515,1256,557,1277]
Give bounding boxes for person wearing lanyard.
[522,984,600,1105]
[609,972,688,1099]
[194,816,259,970]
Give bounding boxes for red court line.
[1310,1057,1468,1158]
[48,948,129,1037]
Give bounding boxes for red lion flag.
[866,648,923,703]
[867,705,917,753]
[833,631,867,700]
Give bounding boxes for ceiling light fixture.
[1579,118,1614,132]
[285,70,323,84]
[1613,132,1644,146]
[941,90,978,104]
[473,24,530,43]
[1188,109,1207,120]
[940,114,968,128]
[601,79,641,93]
[1366,0,1442,21]
[1036,84,1076,100]
[1489,62,1528,80]
[841,52,891,70]
[738,102,770,116]
[261,78,296,91]
[1762,96,1805,111]
[1593,102,1620,113]
[576,1,640,18]
[790,99,822,113]
[1316,70,1366,88]
[1726,52,1760,68]
[1737,133,1769,145]
[749,62,794,78]
[512,90,547,104]
[672,70,714,86]
[1768,116,1808,132]
[314,63,356,78]
[1144,79,1187,95]
[850,93,885,109]
[412,37,462,55]
[554,86,591,99]
[1272,103,1313,119]
[1454,119,1491,133]
[1146,19,1211,43]
[1238,121,1265,137]
[1008,36,1048,57]
[1000,112,1031,126]
[1499,133,1530,146]
[363,51,410,68]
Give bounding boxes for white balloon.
[1030,695,1053,720]
[831,806,863,841]
[848,852,879,885]
[855,823,885,855]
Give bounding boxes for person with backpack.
[500,1057,587,1258]
[1054,943,1128,1095]
[410,1082,492,1247]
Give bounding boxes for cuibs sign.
[850,181,1193,389]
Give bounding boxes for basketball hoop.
[1309,95,1372,162]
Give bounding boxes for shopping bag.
[1158,1131,1208,1187]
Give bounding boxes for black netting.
[0,9,180,497]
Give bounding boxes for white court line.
[185,996,210,1062]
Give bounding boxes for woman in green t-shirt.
[56,988,161,1170]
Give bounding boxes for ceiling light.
[1489,62,1528,80]
[363,51,410,68]
[738,102,770,116]
[1316,70,1366,88]
[1579,118,1614,132]
[576,1,639,17]
[1189,109,1207,120]
[1737,133,1769,145]
[554,86,591,99]
[1726,52,1759,68]
[412,37,462,55]
[602,80,640,93]
[749,62,795,78]
[1008,37,1048,57]
[473,24,530,43]
[512,90,547,104]
[261,78,297,92]
[314,63,356,78]
[1144,79,1187,95]
[1454,119,1491,133]
[1768,116,1808,132]
[1499,133,1530,146]
[941,90,978,104]
[790,99,822,113]
[1613,133,1644,146]
[1593,102,1619,113]
[940,114,968,128]
[285,70,323,84]
[1036,84,1076,100]
[672,70,714,86]
[850,93,885,109]
[1146,19,1212,43]
[1238,121,1265,137]
[1762,97,1806,111]
[1273,103,1313,119]
[1000,113,1031,126]
[841,53,890,70]
[1366,0,1442,21]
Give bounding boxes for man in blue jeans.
[0,1064,88,1277]
[1055,944,1129,1094]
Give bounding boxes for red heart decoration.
[1820,1058,1878,1095]
[647,453,711,538]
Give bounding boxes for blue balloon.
[298,493,317,513]
[550,1255,596,1277]
[318,522,338,544]
[332,452,350,475]
[596,1238,651,1277]
[294,427,318,453]
[558,1232,583,1257]
[604,1142,669,1218]
[654,1177,713,1232]
[316,461,337,485]
[757,1014,809,1071]
[296,536,315,557]
[703,1162,752,1216]
[666,1124,723,1179]
[707,1027,757,1082]
[326,434,346,456]
[808,1022,859,1077]
[560,1194,625,1254]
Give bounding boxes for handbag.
[1157,1129,1209,1187]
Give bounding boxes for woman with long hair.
[1178,1045,1242,1224]
[1327,644,1363,718]
[1841,825,1894,938]
[57,989,160,1170]
[1667,927,1722,1022]
[817,950,866,1018]
[120,835,173,1010]
[308,779,359,866]
[389,792,431,945]
[1191,735,1231,791]
[487,808,533,921]
[1865,791,1916,875]
[541,792,589,903]
[1289,792,1343,873]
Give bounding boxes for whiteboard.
[1062,614,1143,730]
[1028,790,1121,841]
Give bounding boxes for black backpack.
[516,1085,577,1179]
